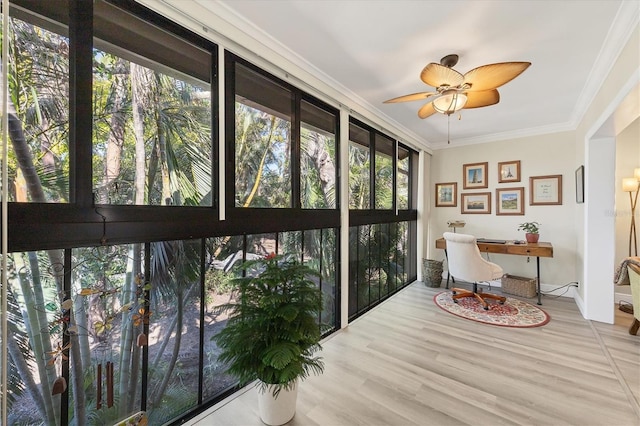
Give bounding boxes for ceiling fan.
[384,54,531,119]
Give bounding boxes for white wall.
[427,131,578,288]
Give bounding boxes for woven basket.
[422,259,443,288]
[501,274,536,298]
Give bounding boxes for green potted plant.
[517,221,541,243]
[213,253,325,425]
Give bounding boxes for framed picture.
[435,182,457,207]
[496,187,525,215]
[575,165,584,204]
[461,192,491,214]
[463,162,488,189]
[530,174,563,205]
[498,160,521,183]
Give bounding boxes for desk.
[435,238,553,305]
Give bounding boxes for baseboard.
[573,290,586,318]
[615,291,633,304]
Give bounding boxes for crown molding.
[429,121,575,150]
[568,0,640,128]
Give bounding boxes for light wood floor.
[188,282,640,426]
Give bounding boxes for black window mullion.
[369,133,376,210]
[367,224,372,309]
[333,227,340,328]
[318,229,323,325]
[211,49,219,212]
[392,141,397,213]
[224,53,237,212]
[141,242,151,411]
[197,238,206,405]
[61,249,72,425]
[69,0,93,207]
[292,92,301,208]
[377,224,382,301]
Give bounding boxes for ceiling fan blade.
[383,91,437,103]
[420,63,464,88]
[463,62,531,91]
[463,89,500,109]
[418,101,437,119]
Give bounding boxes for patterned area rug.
[433,291,550,328]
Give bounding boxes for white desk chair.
[443,232,506,310]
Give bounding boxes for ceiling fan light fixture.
[433,90,468,114]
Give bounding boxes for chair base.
[630,318,640,335]
[451,283,506,310]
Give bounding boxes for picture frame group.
[436,161,564,213]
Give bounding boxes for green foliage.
[204,268,234,302]
[517,221,541,234]
[213,254,325,393]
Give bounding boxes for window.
[347,119,418,320]
[7,4,70,202]
[234,62,292,208]
[230,58,338,211]
[301,100,337,209]
[348,123,371,209]
[374,134,394,210]
[397,145,410,210]
[92,1,213,206]
[348,221,414,319]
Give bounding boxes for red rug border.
[433,291,551,328]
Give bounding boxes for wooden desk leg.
[537,256,542,305]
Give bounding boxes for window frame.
[224,52,341,234]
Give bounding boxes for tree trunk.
[156,110,172,205]
[8,100,46,202]
[118,244,142,417]
[151,289,184,406]
[304,132,335,208]
[6,327,48,421]
[100,59,128,203]
[131,63,148,205]
[12,254,57,425]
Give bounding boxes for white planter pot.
[257,380,298,425]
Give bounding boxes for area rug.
[433,291,550,328]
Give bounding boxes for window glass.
[72,244,145,424]
[203,235,245,400]
[348,123,370,209]
[147,239,201,424]
[7,6,70,202]
[235,63,291,208]
[374,134,394,210]
[7,250,66,424]
[347,221,413,320]
[301,100,337,209]
[92,1,213,205]
[397,146,410,210]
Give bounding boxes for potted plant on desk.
[213,253,325,425]
[518,221,541,243]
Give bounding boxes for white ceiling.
[179,0,638,149]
